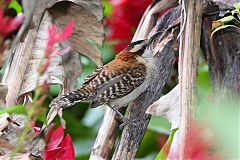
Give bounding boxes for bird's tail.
[50,87,92,109]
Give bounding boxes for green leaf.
[0,105,26,115]
[155,128,178,160]
[218,16,238,23]
[103,0,113,16]
[218,15,237,23]
[212,16,239,30]
[8,0,23,14]
[234,3,240,15]
[137,131,159,157]
[211,25,239,38]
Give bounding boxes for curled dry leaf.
[48,1,104,67]
[2,30,36,106]
[146,84,180,129]
[1,0,103,156]
[34,0,104,67]
[34,0,103,19]
[47,107,60,126]
[16,11,66,101]
[3,0,104,106]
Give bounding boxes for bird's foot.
[108,105,139,129]
[119,118,139,129]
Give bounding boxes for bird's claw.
[119,118,139,129]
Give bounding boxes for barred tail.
[50,87,92,109]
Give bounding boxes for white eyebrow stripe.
[129,44,144,52]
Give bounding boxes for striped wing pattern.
[90,64,147,107]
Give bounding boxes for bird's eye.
[126,40,148,54]
[129,44,146,53]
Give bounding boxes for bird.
[49,33,159,123]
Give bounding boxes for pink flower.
[0,8,24,37]
[168,122,220,160]
[185,123,220,160]
[44,124,75,160]
[47,20,74,54]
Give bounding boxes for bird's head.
[124,39,148,56]
[124,31,161,55]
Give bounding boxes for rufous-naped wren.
[50,35,158,120]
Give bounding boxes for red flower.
[107,0,151,52]
[107,17,133,51]
[110,0,151,26]
[47,20,74,55]
[44,124,75,160]
[0,8,24,37]
[106,1,173,52]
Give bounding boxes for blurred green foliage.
[8,0,22,13]
[197,63,239,159]
[103,0,113,16]
[0,105,25,115]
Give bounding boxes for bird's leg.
[108,105,138,129]
[108,105,127,122]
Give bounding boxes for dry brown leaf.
[18,10,82,98]
[1,1,104,155]
[48,1,104,67]
[3,0,104,106]
[2,30,36,106]
[18,11,65,97]
[33,0,104,67]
